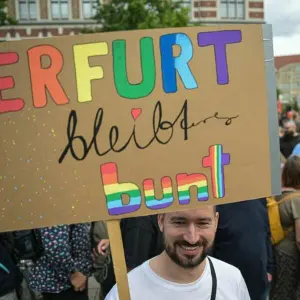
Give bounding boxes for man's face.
[158,207,218,269]
[284,123,296,135]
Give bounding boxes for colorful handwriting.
[0,30,242,114]
[100,145,230,216]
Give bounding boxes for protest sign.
[0,24,280,232]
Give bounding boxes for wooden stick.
[107,220,131,300]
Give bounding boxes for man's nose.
[183,224,199,244]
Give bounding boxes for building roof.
[275,54,300,70]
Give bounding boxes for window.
[51,0,69,19]
[221,0,245,19]
[279,84,291,91]
[83,0,98,19]
[18,0,37,20]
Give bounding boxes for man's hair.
[282,156,300,188]
[158,205,217,219]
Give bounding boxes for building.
[182,0,264,24]
[0,0,102,41]
[1,0,264,42]
[275,55,300,103]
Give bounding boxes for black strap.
[208,257,217,300]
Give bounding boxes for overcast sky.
[265,0,300,56]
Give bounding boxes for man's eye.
[173,221,185,225]
[197,223,210,227]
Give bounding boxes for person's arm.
[40,225,78,278]
[41,225,87,291]
[93,221,109,243]
[93,221,110,255]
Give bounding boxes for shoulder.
[292,143,300,155]
[105,286,118,300]
[281,191,300,202]
[208,257,248,297]
[208,257,243,280]
[105,263,147,300]
[289,193,300,208]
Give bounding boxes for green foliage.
[282,98,300,113]
[0,0,17,25]
[276,88,281,100]
[93,0,190,32]
[291,98,300,112]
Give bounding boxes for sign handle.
[107,220,131,300]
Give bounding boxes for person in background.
[280,120,300,158]
[0,234,22,300]
[92,221,110,300]
[293,112,300,133]
[212,199,274,300]
[105,207,250,300]
[100,215,164,298]
[28,224,93,300]
[270,156,300,300]
[292,143,300,157]
[121,215,164,272]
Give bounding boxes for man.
[280,120,300,158]
[105,207,250,300]
[28,224,93,300]
[292,143,300,156]
[213,199,274,300]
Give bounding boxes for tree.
[94,0,190,32]
[0,0,17,25]
[276,88,281,100]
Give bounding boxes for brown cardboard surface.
[107,220,131,300]
[0,24,272,232]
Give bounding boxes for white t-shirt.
[105,256,250,300]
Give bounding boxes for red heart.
[131,108,142,120]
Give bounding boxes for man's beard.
[163,235,212,269]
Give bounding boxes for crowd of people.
[1,106,300,300]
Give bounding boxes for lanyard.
[207,257,217,300]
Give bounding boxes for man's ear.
[214,212,219,232]
[157,214,165,232]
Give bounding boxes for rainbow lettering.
[143,177,174,210]
[202,144,230,198]
[176,173,208,204]
[101,144,230,216]
[160,33,197,93]
[0,30,243,114]
[73,42,108,103]
[100,163,141,215]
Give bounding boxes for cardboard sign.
[0,24,280,232]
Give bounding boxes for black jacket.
[213,199,274,300]
[280,134,300,158]
[0,235,21,297]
